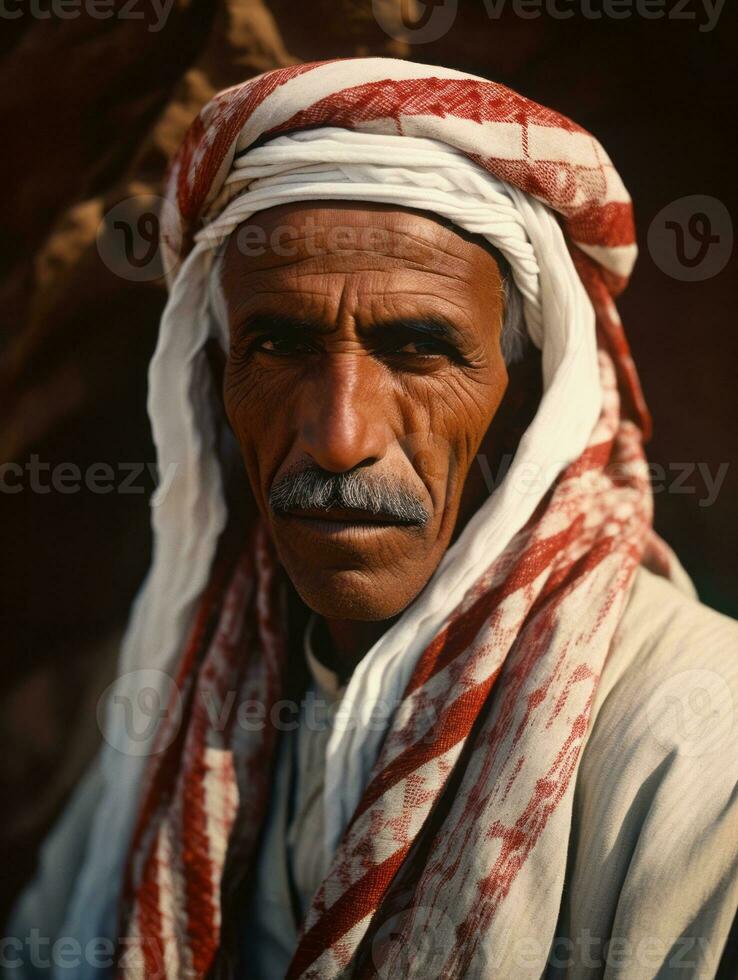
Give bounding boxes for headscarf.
[27,58,687,980]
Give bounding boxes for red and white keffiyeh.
[58,58,687,979]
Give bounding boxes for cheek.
[223,358,297,489]
[401,368,506,514]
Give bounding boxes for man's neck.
[312,615,398,683]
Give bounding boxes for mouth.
[276,506,419,535]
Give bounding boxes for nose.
[297,354,389,473]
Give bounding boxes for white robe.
[8,566,738,978]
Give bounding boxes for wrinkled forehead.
[220,201,508,283]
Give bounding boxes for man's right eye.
[252,335,315,356]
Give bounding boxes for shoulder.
[592,564,738,748]
[561,569,738,973]
[583,565,738,784]
[616,562,737,663]
[576,563,738,867]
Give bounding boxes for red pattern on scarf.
[121,59,674,979]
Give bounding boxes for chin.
[269,513,443,621]
[288,565,424,622]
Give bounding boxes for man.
[9,59,737,979]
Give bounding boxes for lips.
[274,506,416,541]
[283,506,406,526]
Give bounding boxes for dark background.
[1,0,735,917]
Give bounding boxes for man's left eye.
[392,339,448,357]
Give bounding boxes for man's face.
[221,202,508,621]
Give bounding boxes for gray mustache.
[269,465,430,528]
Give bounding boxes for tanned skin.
[220,202,510,673]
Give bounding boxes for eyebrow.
[237,312,468,347]
[370,315,467,347]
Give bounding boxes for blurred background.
[1,0,736,917]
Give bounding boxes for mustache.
[268,464,430,528]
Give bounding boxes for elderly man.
[9,59,738,979]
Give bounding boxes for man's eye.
[392,339,450,358]
[253,335,314,356]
